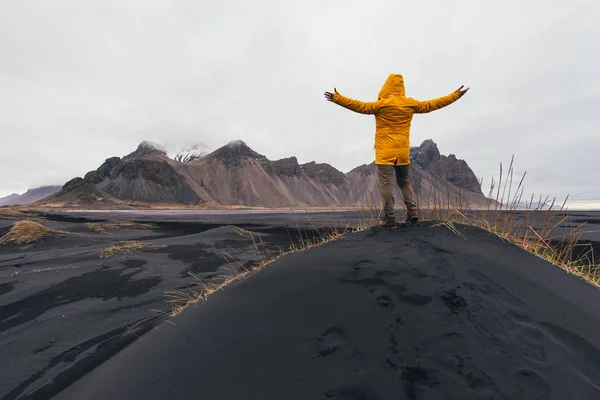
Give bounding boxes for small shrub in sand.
[99,240,167,258]
[0,208,24,220]
[85,221,157,233]
[0,220,65,245]
[0,208,45,222]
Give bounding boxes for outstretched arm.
[324,88,381,115]
[413,85,470,114]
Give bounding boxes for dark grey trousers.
[377,164,417,220]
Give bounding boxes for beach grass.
[165,220,370,318]
[85,221,157,233]
[98,240,167,258]
[0,207,46,222]
[417,156,599,287]
[0,220,68,245]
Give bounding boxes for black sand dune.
[0,215,326,400]
[54,221,600,400]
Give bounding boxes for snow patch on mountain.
[170,143,211,163]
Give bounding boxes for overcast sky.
[1,0,599,207]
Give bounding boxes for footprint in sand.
[430,244,455,255]
[323,384,379,399]
[441,289,467,314]
[376,295,394,308]
[316,327,348,358]
[434,260,454,282]
[351,260,376,280]
[507,311,548,364]
[538,322,600,391]
[353,259,374,272]
[414,241,455,282]
[467,269,527,309]
[402,366,437,400]
[511,369,550,400]
[339,276,432,307]
[464,368,507,399]
[397,291,432,306]
[390,256,411,269]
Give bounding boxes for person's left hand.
[324,88,338,102]
[455,85,470,98]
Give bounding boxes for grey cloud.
[1,0,598,204]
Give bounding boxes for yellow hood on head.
[378,74,405,98]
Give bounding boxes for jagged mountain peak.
[419,138,438,148]
[139,140,167,152]
[125,140,168,159]
[269,157,301,177]
[208,140,266,167]
[300,161,347,185]
[410,139,482,195]
[226,140,248,148]
[411,139,442,167]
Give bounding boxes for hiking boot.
[377,217,397,228]
[405,208,419,224]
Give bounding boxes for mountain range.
[0,186,61,207]
[32,139,488,209]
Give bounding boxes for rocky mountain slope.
[177,141,353,207]
[36,139,488,208]
[0,193,20,207]
[43,178,121,207]
[83,142,199,204]
[346,161,478,209]
[411,139,482,195]
[0,186,61,206]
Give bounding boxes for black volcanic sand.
[43,209,600,249]
[0,215,326,400]
[53,221,600,400]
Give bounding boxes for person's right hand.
[456,85,470,98]
[324,88,338,102]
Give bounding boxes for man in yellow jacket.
[325,74,469,227]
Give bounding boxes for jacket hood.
[378,74,405,98]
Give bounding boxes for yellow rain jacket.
[332,74,461,165]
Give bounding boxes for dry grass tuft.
[165,222,371,318]
[0,208,25,220]
[431,220,467,241]
[165,250,289,317]
[418,156,599,287]
[232,226,264,250]
[0,207,45,222]
[85,221,157,233]
[0,220,67,245]
[99,240,167,258]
